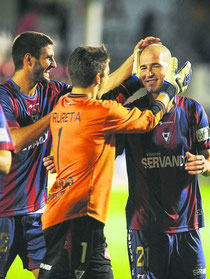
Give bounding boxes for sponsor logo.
[159,120,173,126]
[104,247,111,260]
[0,232,9,253]
[22,131,49,151]
[196,126,210,142]
[196,209,203,215]
[0,128,10,142]
[141,155,187,169]
[40,263,52,271]
[192,267,206,276]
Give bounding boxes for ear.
[95,73,101,85]
[24,53,33,67]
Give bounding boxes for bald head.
[140,44,171,65]
[139,44,172,94]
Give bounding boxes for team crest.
[162,128,171,143]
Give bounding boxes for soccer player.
[0,104,14,175]
[116,44,210,279]
[0,31,160,279]
[38,44,190,279]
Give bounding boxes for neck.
[71,85,99,99]
[148,92,175,112]
[12,70,37,96]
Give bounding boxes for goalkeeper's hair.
[68,44,110,88]
[12,31,54,71]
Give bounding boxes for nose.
[51,58,57,69]
[146,67,153,77]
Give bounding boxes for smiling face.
[139,44,171,94]
[32,44,57,84]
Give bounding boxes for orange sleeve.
[103,100,163,133]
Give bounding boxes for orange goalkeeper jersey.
[42,93,163,229]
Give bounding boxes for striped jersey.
[0,78,70,217]
[0,104,15,153]
[117,95,210,233]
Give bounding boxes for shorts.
[127,229,206,279]
[38,216,113,279]
[0,214,46,278]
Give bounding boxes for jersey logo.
[75,269,85,279]
[28,103,40,123]
[162,128,171,143]
[196,126,210,142]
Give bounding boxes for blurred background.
[1,0,209,278]
[0,0,210,116]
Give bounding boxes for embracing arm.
[185,150,210,177]
[10,113,51,153]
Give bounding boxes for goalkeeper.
[116,43,209,279]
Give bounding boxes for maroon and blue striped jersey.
[0,78,71,217]
[0,104,14,153]
[116,95,210,233]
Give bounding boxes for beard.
[33,61,50,85]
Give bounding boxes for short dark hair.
[68,45,110,88]
[12,31,54,71]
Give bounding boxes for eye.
[48,56,54,62]
[152,64,161,68]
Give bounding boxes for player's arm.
[10,113,51,153]
[101,76,143,104]
[0,150,12,175]
[185,150,210,176]
[104,36,160,92]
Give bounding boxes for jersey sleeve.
[103,100,164,134]
[0,104,15,152]
[0,87,19,128]
[194,102,210,151]
[115,134,126,156]
[101,76,142,104]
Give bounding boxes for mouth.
[145,79,158,84]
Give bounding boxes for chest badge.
[162,128,172,143]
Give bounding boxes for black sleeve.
[101,75,143,104]
[115,134,126,157]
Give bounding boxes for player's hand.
[185,151,206,175]
[158,57,192,99]
[134,36,161,53]
[43,155,56,174]
[132,36,161,78]
[176,61,192,93]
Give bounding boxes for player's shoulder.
[39,80,71,93]
[0,79,19,102]
[96,98,121,110]
[176,95,204,111]
[0,79,16,94]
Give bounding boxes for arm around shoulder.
[10,113,52,153]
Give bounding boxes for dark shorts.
[0,214,46,278]
[38,216,113,279]
[127,229,206,279]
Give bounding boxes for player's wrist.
[158,81,176,100]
